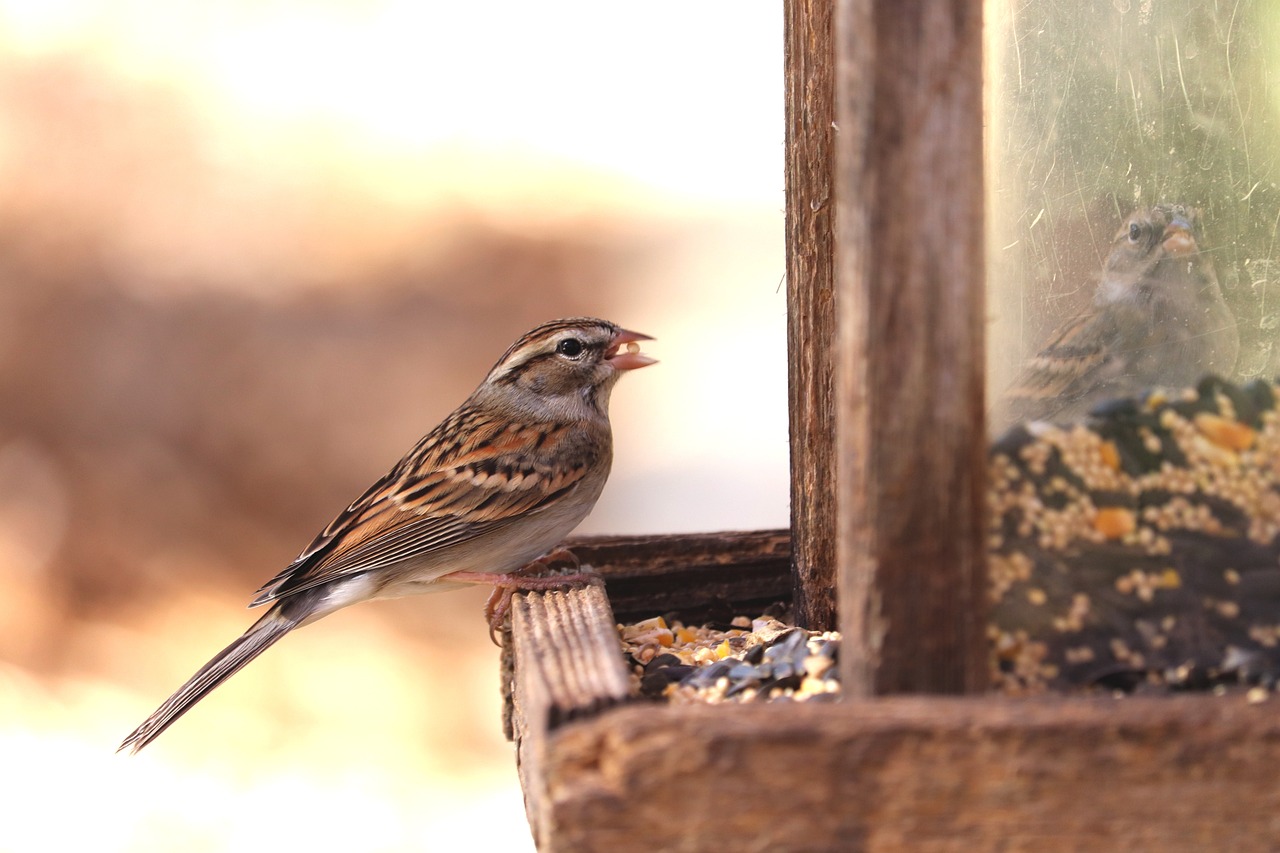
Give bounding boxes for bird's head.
[1098,205,1210,304]
[478,317,656,418]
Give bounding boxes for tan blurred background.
[0,3,788,851]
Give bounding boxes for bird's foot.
[443,549,603,645]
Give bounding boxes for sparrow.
[1001,205,1238,427]
[119,317,656,753]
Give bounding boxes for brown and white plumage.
[1001,205,1238,427]
[120,317,655,753]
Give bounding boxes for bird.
[119,317,656,753]
[999,204,1238,427]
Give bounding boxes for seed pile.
[619,615,840,704]
[990,376,1280,694]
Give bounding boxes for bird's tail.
[118,603,302,754]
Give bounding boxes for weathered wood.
[511,584,631,727]
[508,584,632,844]
[564,529,790,621]
[504,530,791,749]
[506,556,1280,851]
[534,696,1280,852]
[834,0,988,695]
[784,0,839,633]
[503,529,790,740]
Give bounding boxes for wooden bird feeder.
[501,2,1280,849]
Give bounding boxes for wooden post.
[835,0,988,695]
[784,0,838,632]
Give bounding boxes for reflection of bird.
[120,317,656,753]
[1001,205,1238,426]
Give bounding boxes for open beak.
[1162,218,1198,258]
[605,328,657,371]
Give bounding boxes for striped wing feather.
[251,407,595,606]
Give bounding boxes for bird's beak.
[605,328,657,371]
[1162,218,1198,258]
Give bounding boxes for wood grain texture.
[502,529,790,741]
[785,0,839,632]
[508,584,632,845]
[834,0,988,695]
[533,696,1280,852]
[563,529,790,621]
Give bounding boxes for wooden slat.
[508,584,632,844]
[503,530,789,744]
[502,529,790,740]
[834,0,988,695]
[563,530,790,621]
[784,0,839,633]
[533,696,1280,852]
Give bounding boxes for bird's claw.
[481,549,601,645]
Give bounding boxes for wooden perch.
[506,584,632,836]
[562,530,790,622]
[501,530,793,745]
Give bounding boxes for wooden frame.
[833,0,987,695]
[503,1,1280,849]
[785,0,838,633]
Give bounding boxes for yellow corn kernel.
[1093,507,1136,540]
[1098,440,1121,471]
[1194,413,1255,451]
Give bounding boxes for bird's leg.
[441,548,603,644]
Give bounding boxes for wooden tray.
[503,534,1280,852]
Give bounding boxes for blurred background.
[0,2,788,851]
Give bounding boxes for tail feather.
[119,605,300,754]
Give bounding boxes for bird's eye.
[556,337,585,358]
[1128,222,1143,243]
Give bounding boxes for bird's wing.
[1003,306,1139,421]
[1011,311,1115,397]
[250,408,600,606]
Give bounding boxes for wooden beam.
[532,697,1280,851]
[834,0,988,695]
[563,530,790,622]
[784,0,839,632]
[506,584,632,844]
